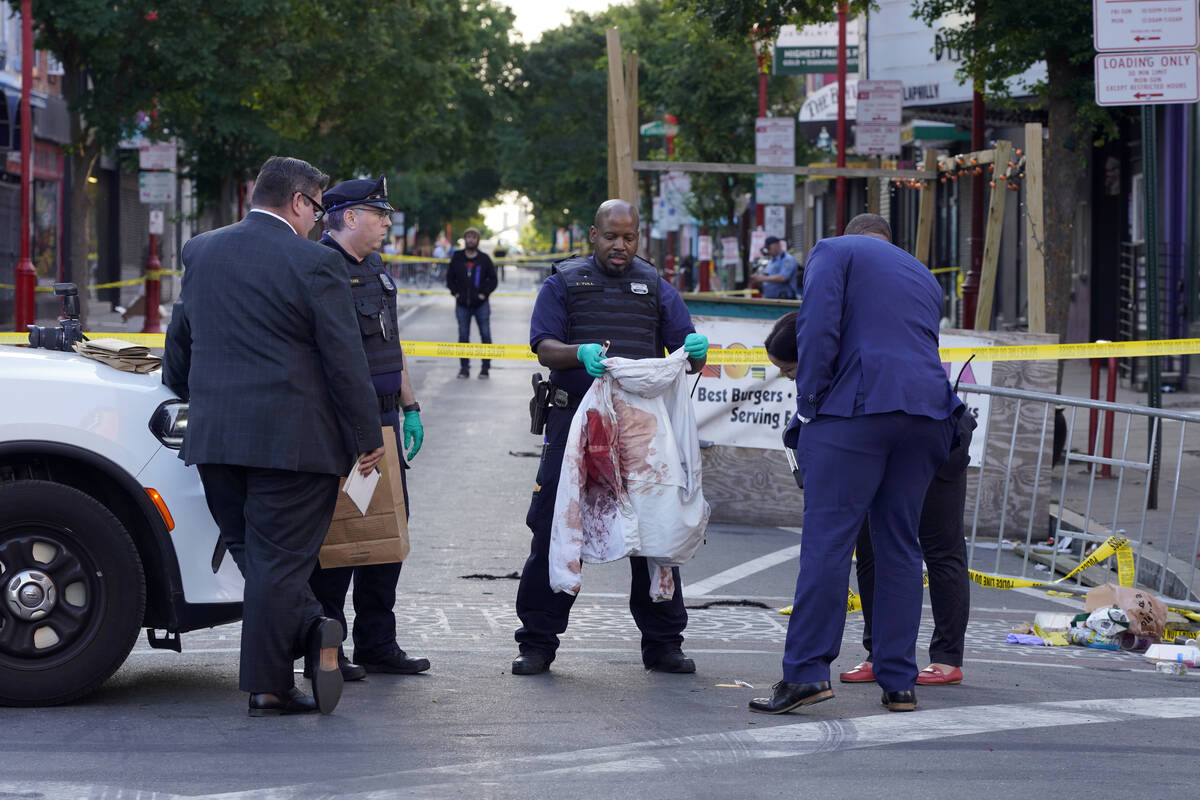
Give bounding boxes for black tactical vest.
[554,255,661,359]
[347,252,405,376]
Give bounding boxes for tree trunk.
[1041,51,1091,342]
[63,65,95,330]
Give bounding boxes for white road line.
[201,696,1200,798]
[686,543,805,597]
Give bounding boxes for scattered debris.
[460,572,521,580]
[686,599,771,610]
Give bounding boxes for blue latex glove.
[683,332,709,360]
[577,343,607,377]
[403,411,423,461]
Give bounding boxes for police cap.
[322,175,395,215]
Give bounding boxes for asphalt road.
[2,281,1196,799]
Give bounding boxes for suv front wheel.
[0,480,146,706]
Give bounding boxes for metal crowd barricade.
[958,382,1200,612]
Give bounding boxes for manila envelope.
[319,428,409,568]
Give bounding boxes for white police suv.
[0,340,243,706]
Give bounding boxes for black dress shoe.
[304,649,366,682]
[748,681,834,714]
[306,617,344,714]
[647,650,696,674]
[357,649,431,675]
[881,689,917,712]
[248,687,318,717]
[511,651,551,675]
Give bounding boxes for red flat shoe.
[838,661,876,683]
[916,665,963,685]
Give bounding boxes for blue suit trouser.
[783,411,953,692]
[514,407,687,665]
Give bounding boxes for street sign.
[721,237,740,266]
[148,209,165,235]
[773,22,859,75]
[750,230,768,259]
[764,206,787,240]
[1093,0,1198,53]
[139,142,177,172]
[755,117,795,167]
[138,171,175,204]
[697,235,713,262]
[755,174,795,204]
[1094,50,1199,106]
[855,79,903,155]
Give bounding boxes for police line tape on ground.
[779,534,1200,640]
[4,335,1200,363]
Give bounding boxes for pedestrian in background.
[446,226,498,379]
[749,236,799,299]
[749,213,962,716]
[763,308,976,691]
[163,156,384,717]
[306,176,431,681]
[511,198,709,677]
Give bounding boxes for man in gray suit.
[163,156,385,717]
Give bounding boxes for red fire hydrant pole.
[141,233,162,333]
[12,0,36,331]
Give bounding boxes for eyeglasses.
[352,205,391,221]
[298,192,326,222]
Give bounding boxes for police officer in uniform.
[512,198,710,676]
[306,176,431,678]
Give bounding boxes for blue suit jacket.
[163,212,383,475]
[793,235,962,422]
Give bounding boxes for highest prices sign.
[1094,50,1199,106]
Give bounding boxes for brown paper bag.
[1085,583,1167,640]
[319,428,409,568]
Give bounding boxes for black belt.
[378,390,402,413]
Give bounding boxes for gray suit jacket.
[163,211,383,475]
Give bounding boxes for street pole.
[835,3,848,234]
[962,16,986,329]
[1141,105,1162,508]
[12,0,35,331]
[141,229,162,334]
[756,45,768,232]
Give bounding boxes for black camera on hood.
[27,283,85,352]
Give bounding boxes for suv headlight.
[150,400,188,449]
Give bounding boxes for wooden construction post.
[1023,123,1046,333]
[974,139,1013,331]
[914,148,938,266]
[605,28,635,204]
[625,50,639,212]
[607,76,618,199]
[867,155,881,215]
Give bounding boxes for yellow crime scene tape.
[780,535,1135,617]
[4,336,1200,365]
[0,270,185,292]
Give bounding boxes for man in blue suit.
[750,213,962,715]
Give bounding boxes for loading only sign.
[1094,50,1199,106]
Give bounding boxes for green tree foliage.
[503,0,804,238]
[682,0,1114,337]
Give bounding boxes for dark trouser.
[856,463,970,667]
[309,420,411,662]
[782,412,953,693]
[455,300,492,371]
[197,464,338,694]
[514,407,688,665]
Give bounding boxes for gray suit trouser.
[198,464,338,693]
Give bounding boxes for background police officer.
[512,198,709,676]
[306,176,431,678]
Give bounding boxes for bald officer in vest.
[306,176,431,679]
[511,199,710,676]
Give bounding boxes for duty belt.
[378,390,402,413]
